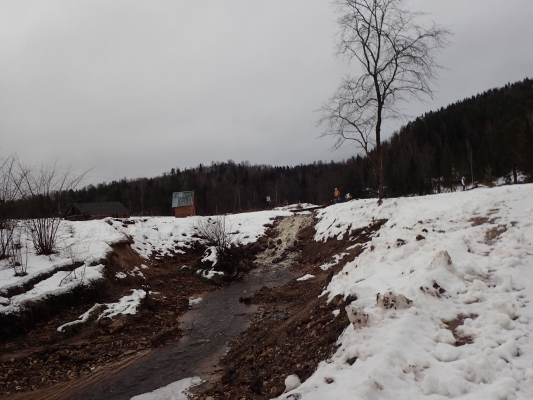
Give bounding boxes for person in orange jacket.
[334,188,341,203]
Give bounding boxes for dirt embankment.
[195,218,387,399]
[0,240,218,400]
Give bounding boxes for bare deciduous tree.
[319,0,451,201]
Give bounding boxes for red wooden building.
[172,191,196,217]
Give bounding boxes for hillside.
[70,79,533,216]
[3,183,532,399]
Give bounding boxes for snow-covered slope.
[281,184,533,399]
[0,210,291,314]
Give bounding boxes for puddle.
[67,264,296,400]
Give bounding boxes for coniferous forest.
[70,78,533,216]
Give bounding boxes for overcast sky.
[1,0,532,186]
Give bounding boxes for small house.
[172,191,195,217]
[64,202,131,220]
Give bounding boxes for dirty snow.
[1,210,290,314]
[189,297,203,306]
[278,184,533,399]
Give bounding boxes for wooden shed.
[172,191,196,217]
[64,202,131,221]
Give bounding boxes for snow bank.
[106,211,292,260]
[1,264,105,314]
[279,185,533,399]
[1,210,290,313]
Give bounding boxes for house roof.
[172,191,194,208]
[71,202,130,216]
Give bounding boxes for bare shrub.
[191,215,241,275]
[7,225,29,276]
[0,154,22,259]
[16,161,87,255]
[59,237,92,286]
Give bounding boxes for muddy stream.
[67,215,310,400]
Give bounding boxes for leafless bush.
[191,215,241,274]
[0,154,22,259]
[16,160,87,255]
[59,237,90,286]
[7,226,29,276]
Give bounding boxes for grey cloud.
[1,0,532,185]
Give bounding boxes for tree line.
[68,78,533,216]
[3,78,532,220]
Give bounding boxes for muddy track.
[0,215,386,399]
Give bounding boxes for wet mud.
[66,265,297,400]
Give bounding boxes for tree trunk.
[376,103,383,203]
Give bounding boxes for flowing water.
[67,264,296,400]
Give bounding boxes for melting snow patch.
[296,274,315,281]
[100,289,146,319]
[131,376,203,400]
[189,297,202,306]
[1,264,105,314]
[319,253,348,271]
[58,289,147,331]
[197,269,224,279]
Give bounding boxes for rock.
[346,356,357,365]
[329,294,343,307]
[284,374,301,392]
[108,315,128,334]
[98,318,112,328]
[276,239,282,245]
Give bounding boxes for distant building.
[64,202,131,220]
[172,191,196,218]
